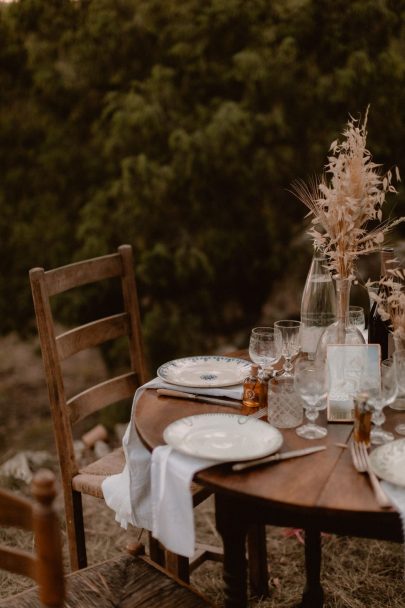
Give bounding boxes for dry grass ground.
[0,333,404,607]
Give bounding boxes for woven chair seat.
[1,553,215,608]
[72,447,211,505]
[71,447,125,498]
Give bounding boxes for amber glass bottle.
[242,365,268,409]
[353,392,372,446]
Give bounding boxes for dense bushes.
[0,0,404,370]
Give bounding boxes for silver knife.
[157,388,243,409]
[232,445,326,471]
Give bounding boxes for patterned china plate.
[163,413,283,461]
[369,438,405,487]
[157,356,251,388]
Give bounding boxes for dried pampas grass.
[368,265,405,340]
[291,108,403,279]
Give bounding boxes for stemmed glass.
[349,306,366,341]
[394,349,405,435]
[294,360,327,439]
[366,359,396,445]
[248,327,280,376]
[274,320,302,377]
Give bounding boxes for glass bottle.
[353,392,372,446]
[268,376,303,428]
[300,252,337,360]
[368,248,395,361]
[391,334,405,412]
[243,364,265,408]
[315,276,365,363]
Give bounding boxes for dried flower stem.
[291,109,403,279]
[367,266,405,340]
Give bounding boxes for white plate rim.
[369,438,405,487]
[163,412,283,462]
[157,355,251,388]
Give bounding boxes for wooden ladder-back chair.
[0,469,64,607]
[28,244,212,581]
[0,470,216,608]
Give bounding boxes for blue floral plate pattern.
[157,356,251,388]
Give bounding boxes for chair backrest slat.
[68,372,138,424]
[44,253,123,296]
[56,313,130,360]
[0,547,36,578]
[0,492,32,530]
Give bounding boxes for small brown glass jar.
[242,365,268,409]
[353,392,372,446]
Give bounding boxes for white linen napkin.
[151,446,220,556]
[102,377,243,557]
[380,481,405,541]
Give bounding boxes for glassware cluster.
[245,248,405,442]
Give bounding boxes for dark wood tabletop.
[135,382,403,607]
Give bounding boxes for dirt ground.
[0,333,405,607]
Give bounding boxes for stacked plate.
[157,355,251,388]
[158,355,283,462]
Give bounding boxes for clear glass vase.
[394,334,405,353]
[300,253,337,360]
[315,277,365,364]
[391,334,405,411]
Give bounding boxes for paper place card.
[326,344,381,422]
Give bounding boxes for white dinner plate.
[157,356,251,388]
[163,413,283,461]
[369,438,405,487]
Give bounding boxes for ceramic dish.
[163,413,283,461]
[157,355,251,388]
[369,438,405,487]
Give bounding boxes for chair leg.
[65,490,87,571]
[247,523,269,597]
[161,526,268,592]
[148,532,165,566]
[165,550,190,583]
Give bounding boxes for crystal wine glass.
[367,359,396,445]
[294,360,327,439]
[248,327,280,376]
[274,320,302,377]
[349,306,366,341]
[394,349,405,435]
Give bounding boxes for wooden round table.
[135,388,403,608]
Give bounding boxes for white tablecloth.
[102,377,243,557]
[381,481,405,542]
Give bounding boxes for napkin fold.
[380,481,405,541]
[151,446,219,556]
[102,377,243,557]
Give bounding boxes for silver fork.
[350,441,391,509]
[251,406,267,419]
[238,407,267,424]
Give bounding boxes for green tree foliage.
[0,0,404,371]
